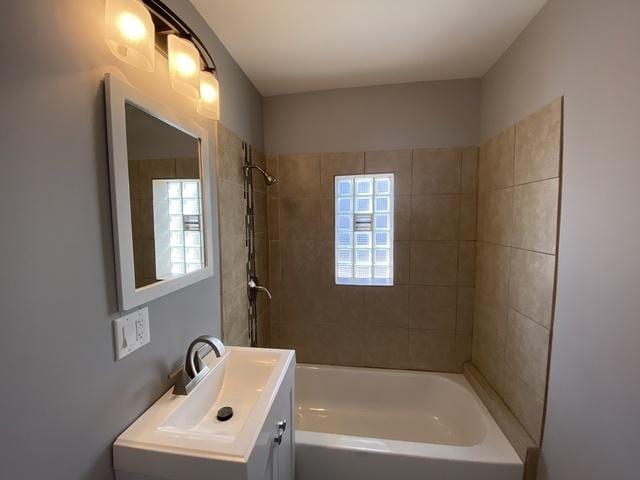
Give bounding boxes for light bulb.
[168,35,201,100]
[117,12,146,43]
[105,0,155,71]
[197,71,220,120]
[174,53,198,77]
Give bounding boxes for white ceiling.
[191,0,547,97]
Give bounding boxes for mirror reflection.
[125,103,205,289]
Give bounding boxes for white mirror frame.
[104,74,215,311]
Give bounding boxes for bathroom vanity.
[113,347,295,480]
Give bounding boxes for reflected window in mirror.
[124,103,205,289]
[152,179,204,280]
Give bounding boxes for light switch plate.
[114,307,150,360]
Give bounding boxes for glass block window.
[152,179,204,280]
[335,173,394,286]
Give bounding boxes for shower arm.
[244,165,278,185]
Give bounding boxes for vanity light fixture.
[105,0,155,72]
[197,71,220,120]
[105,0,222,120]
[168,34,201,100]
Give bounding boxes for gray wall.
[0,1,262,479]
[263,79,480,155]
[480,0,640,478]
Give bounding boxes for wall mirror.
[105,74,214,310]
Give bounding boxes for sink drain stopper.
[217,406,233,421]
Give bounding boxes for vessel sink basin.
[113,346,296,480]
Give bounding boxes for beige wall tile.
[279,197,322,240]
[318,239,337,282]
[410,241,459,285]
[365,149,412,195]
[512,178,559,254]
[257,309,271,347]
[365,326,410,369]
[316,285,366,325]
[509,248,556,328]
[139,239,155,278]
[477,187,513,246]
[128,161,140,199]
[456,286,475,332]
[280,239,324,286]
[138,158,176,199]
[320,152,364,197]
[472,329,505,395]
[394,241,411,284]
[280,280,321,323]
[220,233,246,295]
[503,366,545,443]
[475,242,511,307]
[175,157,199,179]
[230,331,250,347]
[285,322,368,367]
[269,240,281,285]
[412,148,462,194]
[479,127,514,192]
[218,179,245,237]
[515,98,562,185]
[455,332,473,371]
[136,199,154,240]
[506,309,550,397]
[409,329,457,371]
[474,299,509,356]
[222,285,248,345]
[409,285,457,330]
[279,154,321,198]
[254,191,268,235]
[364,285,409,327]
[410,194,460,240]
[279,241,364,326]
[458,241,476,286]
[461,147,479,194]
[394,195,411,241]
[267,196,279,240]
[459,194,477,240]
[255,232,269,290]
[217,125,244,185]
[269,321,296,349]
[269,282,282,324]
[319,197,334,241]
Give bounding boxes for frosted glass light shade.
[105,0,155,71]
[197,71,220,120]
[168,35,200,100]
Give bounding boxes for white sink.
[114,346,296,480]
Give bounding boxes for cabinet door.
[249,363,295,480]
[274,387,294,480]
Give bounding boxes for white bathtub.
[295,364,522,480]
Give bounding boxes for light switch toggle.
[123,322,135,348]
[114,307,150,360]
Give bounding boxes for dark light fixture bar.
[142,0,217,73]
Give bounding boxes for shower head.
[245,165,278,186]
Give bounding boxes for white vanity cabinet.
[247,361,295,480]
[113,347,295,480]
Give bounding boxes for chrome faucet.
[171,335,225,395]
[248,276,272,299]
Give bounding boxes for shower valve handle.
[248,277,272,299]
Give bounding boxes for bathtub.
[295,364,522,480]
